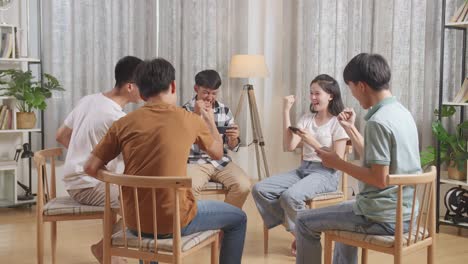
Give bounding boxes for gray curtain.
[41,0,159,148]
[284,0,451,151]
[157,0,248,107]
[40,0,464,177]
[41,0,248,149]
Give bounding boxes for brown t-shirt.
[92,102,214,234]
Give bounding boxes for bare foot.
[291,239,297,257]
[91,239,128,264]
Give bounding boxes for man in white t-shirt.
[56,56,142,264]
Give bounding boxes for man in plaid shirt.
[183,70,251,208]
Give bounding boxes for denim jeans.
[137,200,247,264]
[251,161,338,232]
[295,201,410,264]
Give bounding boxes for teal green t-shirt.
[353,97,422,223]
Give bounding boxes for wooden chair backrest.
[341,142,352,198]
[387,166,436,248]
[33,148,62,211]
[96,170,192,261]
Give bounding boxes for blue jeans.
[251,161,338,232]
[295,201,409,264]
[138,200,246,264]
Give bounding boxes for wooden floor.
[1,194,467,263]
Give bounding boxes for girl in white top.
[252,74,349,255]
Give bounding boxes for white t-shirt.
[62,93,125,190]
[297,113,349,162]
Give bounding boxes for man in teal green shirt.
[295,53,422,264]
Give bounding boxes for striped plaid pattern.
[307,191,344,202]
[112,229,219,252]
[328,228,427,247]
[183,97,240,170]
[43,197,104,216]
[201,181,226,191]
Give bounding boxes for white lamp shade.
[229,54,269,78]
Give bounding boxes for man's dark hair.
[310,74,344,116]
[343,53,391,91]
[114,56,143,88]
[134,58,176,99]
[195,70,222,90]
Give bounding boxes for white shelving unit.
[0,58,40,63]
[439,170,468,187]
[437,0,468,231]
[0,0,42,207]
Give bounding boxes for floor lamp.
[229,54,270,181]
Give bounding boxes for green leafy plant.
[0,69,64,112]
[420,106,468,172]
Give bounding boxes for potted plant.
[0,69,63,129]
[421,106,468,180]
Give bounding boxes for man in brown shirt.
[84,58,246,264]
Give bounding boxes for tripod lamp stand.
[229,54,270,181]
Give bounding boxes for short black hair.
[310,74,344,116]
[343,53,391,91]
[195,70,222,90]
[134,58,176,99]
[114,56,143,88]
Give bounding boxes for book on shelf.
[1,32,13,58]
[13,27,19,58]
[1,109,10,129]
[450,1,468,23]
[453,77,468,103]
[451,2,464,22]
[462,3,468,22]
[0,105,8,129]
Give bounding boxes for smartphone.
[288,126,301,134]
[217,126,238,134]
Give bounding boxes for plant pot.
[16,112,36,129]
[448,161,467,181]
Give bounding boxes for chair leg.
[428,245,434,264]
[361,248,368,264]
[103,218,111,264]
[324,234,333,264]
[393,252,402,264]
[37,217,44,264]
[211,234,219,264]
[51,222,57,264]
[263,224,269,254]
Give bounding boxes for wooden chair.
[323,166,436,264]
[96,170,220,264]
[263,142,353,254]
[34,148,107,264]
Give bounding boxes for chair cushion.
[201,181,226,191]
[112,229,219,252]
[307,191,344,202]
[328,228,428,248]
[43,197,104,216]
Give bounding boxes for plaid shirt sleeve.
[184,98,236,170]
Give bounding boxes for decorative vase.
[16,112,36,129]
[447,160,467,181]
